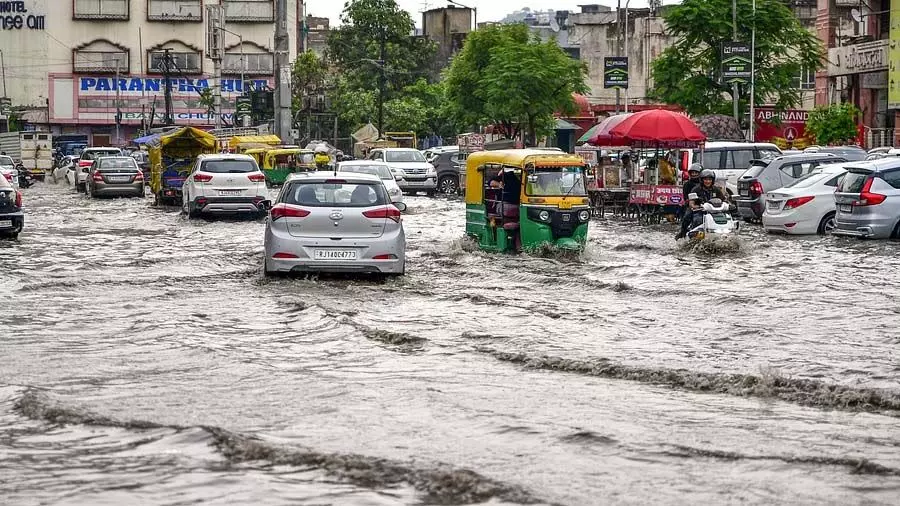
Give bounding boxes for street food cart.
[582,114,634,217]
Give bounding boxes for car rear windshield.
[784,170,828,189]
[0,156,13,166]
[385,151,425,163]
[340,165,393,179]
[838,170,871,193]
[283,181,388,207]
[82,149,121,160]
[744,162,767,178]
[99,158,138,171]
[758,148,781,162]
[201,159,258,173]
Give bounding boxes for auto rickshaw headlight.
[578,210,590,222]
[539,210,550,222]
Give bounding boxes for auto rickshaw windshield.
[525,166,588,196]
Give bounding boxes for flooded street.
[2,182,900,505]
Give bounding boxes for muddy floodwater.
[2,183,900,505]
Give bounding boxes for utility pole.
[274,0,292,141]
[732,0,739,122]
[115,55,121,145]
[749,0,756,140]
[162,49,175,126]
[207,4,225,130]
[616,0,622,114]
[377,32,386,139]
[1,49,10,132]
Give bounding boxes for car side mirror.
[394,174,402,181]
[527,175,538,183]
[394,202,408,212]
[261,200,273,211]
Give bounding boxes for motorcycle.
[687,198,739,240]
[15,164,35,189]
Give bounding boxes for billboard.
[603,57,629,89]
[890,0,900,109]
[49,74,274,125]
[721,42,752,85]
[754,108,810,149]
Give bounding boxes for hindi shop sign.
[603,57,629,89]
[721,42,752,84]
[827,40,888,77]
[0,1,45,30]
[628,184,683,206]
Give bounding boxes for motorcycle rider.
[676,168,726,239]
[313,145,331,170]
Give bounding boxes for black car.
[131,151,151,184]
[0,174,24,239]
[430,150,463,194]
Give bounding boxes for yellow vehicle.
[465,149,591,252]
[262,147,312,184]
[384,131,417,149]
[228,135,281,152]
[147,127,217,206]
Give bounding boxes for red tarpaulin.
[610,109,707,148]
[584,113,634,146]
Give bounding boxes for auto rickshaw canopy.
[146,127,217,157]
[465,149,588,205]
[229,135,281,150]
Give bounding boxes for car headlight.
[578,210,590,222]
[389,187,400,195]
[539,210,550,222]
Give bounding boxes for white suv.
[182,154,269,218]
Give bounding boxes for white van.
[682,142,782,196]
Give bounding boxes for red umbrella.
[585,113,634,146]
[609,109,706,147]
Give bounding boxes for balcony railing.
[148,0,203,21]
[224,0,274,22]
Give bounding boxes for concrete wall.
[0,0,298,108]
[422,7,471,70]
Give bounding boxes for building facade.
[422,6,472,75]
[300,14,328,56]
[0,0,298,144]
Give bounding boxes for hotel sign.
[827,40,888,77]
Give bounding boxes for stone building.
[422,5,472,74]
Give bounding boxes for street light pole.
[623,0,631,114]
[377,30,386,139]
[115,56,121,146]
[749,0,756,140]
[732,0,739,122]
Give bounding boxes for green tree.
[198,88,215,125]
[445,23,588,144]
[805,103,859,145]
[650,0,823,120]
[329,77,377,130]
[327,0,435,98]
[291,50,330,113]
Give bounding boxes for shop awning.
[555,119,580,131]
[132,133,159,145]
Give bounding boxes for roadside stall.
[607,109,707,224]
[147,127,218,206]
[583,113,634,217]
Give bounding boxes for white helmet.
[314,144,328,154]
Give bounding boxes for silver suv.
[833,158,900,239]
[735,153,845,221]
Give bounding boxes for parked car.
[868,146,893,156]
[181,153,269,218]
[735,152,845,221]
[762,163,848,235]
[75,147,123,192]
[368,148,437,196]
[804,145,867,161]
[336,160,403,203]
[429,149,464,195]
[131,151,150,181]
[684,142,783,196]
[833,158,900,239]
[0,173,23,239]
[263,172,407,277]
[85,156,145,199]
[0,155,18,189]
[423,145,458,164]
[52,155,78,183]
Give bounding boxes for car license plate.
[767,200,780,210]
[405,181,422,186]
[0,220,11,228]
[219,190,241,196]
[739,189,748,197]
[108,176,131,183]
[839,204,852,213]
[314,249,357,260]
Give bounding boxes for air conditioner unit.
[834,0,860,7]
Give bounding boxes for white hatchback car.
[263,172,407,276]
[762,163,848,235]
[336,160,403,203]
[182,153,269,218]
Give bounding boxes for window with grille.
[148,51,201,74]
[73,43,128,73]
[147,0,203,21]
[793,67,815,90]
[223,49,273,75]
[74,0,128,20]
[223,0,274,22]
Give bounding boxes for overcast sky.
[304,1,650,27]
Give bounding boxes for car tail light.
[325,179,347,183]
[92,172,104,182]
[272,252,299,259]
[363,206,402,223]
[193,173,213,183]
[857,177,886,206]
[134,171,144,181]
[750,181,764,196]
[15,191,22,208]
[248,173,266,182]
[2,173,11,182]
[784,196,814,210]
[373,254,397,260]
[270,204,310,220]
